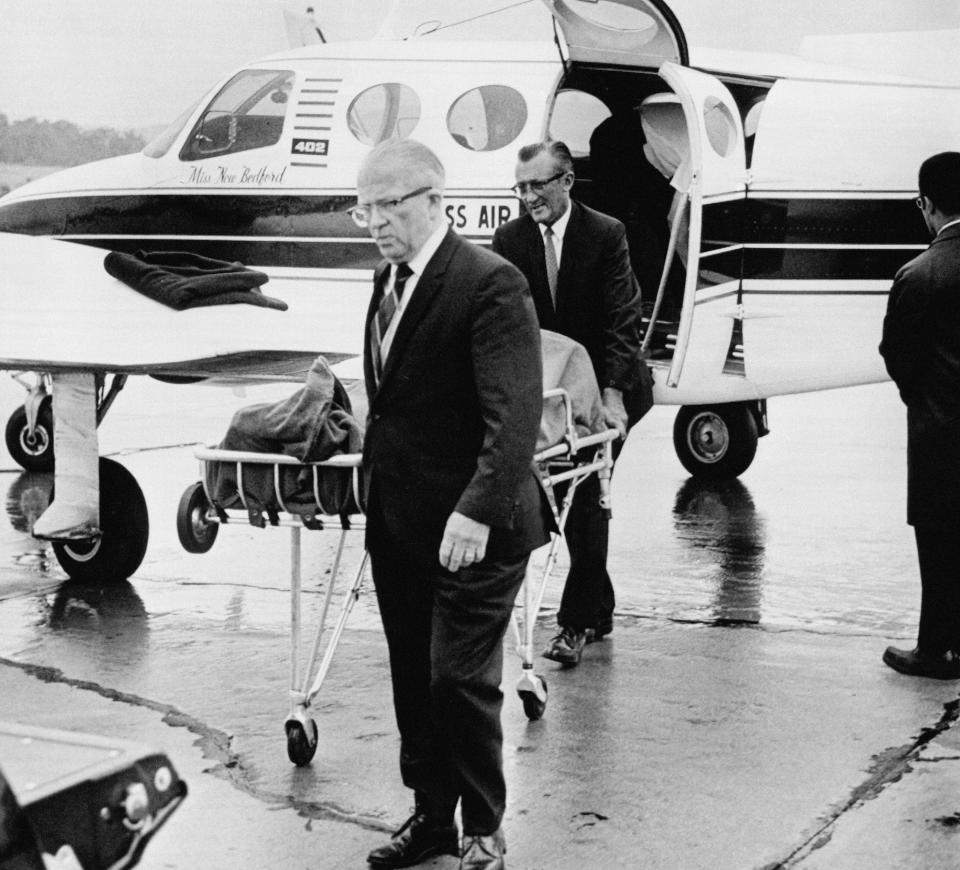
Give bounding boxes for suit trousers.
[555,469,615,632]
[915,522,960,654]
[555,382,651,632]
[368,518,528,835]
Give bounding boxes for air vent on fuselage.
[291,77,342,168]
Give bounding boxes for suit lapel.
[376,229,456,391]
[555,201,582,318]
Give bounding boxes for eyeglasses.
[348,186,432,227]
[915,195,926,209]
[511,171,567,197]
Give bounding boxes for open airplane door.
[541,0,688,66]
[657,61,747,392]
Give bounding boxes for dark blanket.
[206,356,365,517]
[104,249,287,311]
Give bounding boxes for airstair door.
[657,61,747,392]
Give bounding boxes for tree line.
[0,113,146,166]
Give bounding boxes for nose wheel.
[5,398,54,471]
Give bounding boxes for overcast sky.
[1,0,957,131]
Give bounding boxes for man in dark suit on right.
[880,151,960,679]
[493,139,648,666]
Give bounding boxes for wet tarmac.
[2,373,959,869]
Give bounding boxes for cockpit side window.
[179,69,294,161]
[447,85,528,152]
[347,83,421,145]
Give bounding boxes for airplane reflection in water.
[673,478,765,624]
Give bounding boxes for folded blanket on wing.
[538,330,606,450]
[103,250,287,311]
[206,356,364,515]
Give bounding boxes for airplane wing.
[0,232,360,381]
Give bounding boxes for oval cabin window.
[447,85,528,152]
[347,83,421,145]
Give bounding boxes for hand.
[439,511,491,572]
[601,387,628,438]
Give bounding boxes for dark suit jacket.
[880,222,960,525]
[492,200,643,393]
[362,228,551,566]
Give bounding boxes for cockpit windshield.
[142,99,202,159]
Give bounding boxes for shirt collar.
[937,217,960,237]
[404,221,447,277]
[539,201,571,242]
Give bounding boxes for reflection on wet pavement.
[673,478,765,624]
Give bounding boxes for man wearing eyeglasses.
[493,140,646,667]
[880,151,960,680]
[355,138,552,870]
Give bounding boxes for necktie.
[543,226,558,307]
[370,262,413,386]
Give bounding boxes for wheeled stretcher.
[176,340,620,766]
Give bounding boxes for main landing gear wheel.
[176,482,219,553]
[52,457,149,584]
[673,403,758,480]
[285,714,319,766]
[5,399,54,471]
[518,675,548,721]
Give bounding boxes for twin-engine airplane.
[1,0,958,581]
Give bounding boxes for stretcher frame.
[177,388,618,765]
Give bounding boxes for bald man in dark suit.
[356,138,551,870]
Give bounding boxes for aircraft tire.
[5,399,54,471]
[673,403,758,480]
[176,482,219,553]
[52,458,149,584]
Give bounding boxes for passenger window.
[347,83,421,145]
[180,69,294,161]
[447,85,527,152]
[703,97,738,158]
[549,90,611,158]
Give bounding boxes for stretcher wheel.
[52,457,149,583]
[285,716,318,766]
[5,398,54,471]
[176,482,219,553]
[518,676,548,721]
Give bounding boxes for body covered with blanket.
[206,331,608,517]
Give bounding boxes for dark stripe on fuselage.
[0,192,930,279]
[700,197,927,282]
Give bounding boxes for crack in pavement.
[0,655,392,833]
[762,697,960,869]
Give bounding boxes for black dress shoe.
[883,646,960,680]
[367,811,459,868]
[542,626,587,665]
